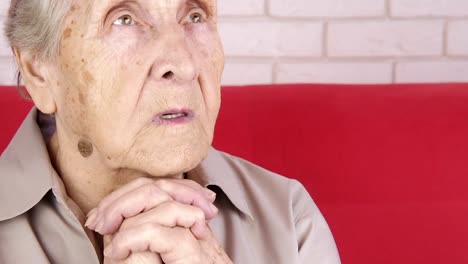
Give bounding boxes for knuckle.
[182,179,197,186]
[147,183,171,201]
[177,227,194,241]
[120,218,132,230]
[154,179,170,189]
[134,177,152,185]
[160,201,178,213]
[145,183,162,198]
[145,222,160,237]
[111,233,126,251]
[193,207,205,221]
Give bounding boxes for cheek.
[187,25,224,79]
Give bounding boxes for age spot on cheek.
[78,139,93,158]
[63,28,72,40]
[82,70,95,84]
[70,5,80,12]
[78,92,85,105]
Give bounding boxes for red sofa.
[1,84,468,264]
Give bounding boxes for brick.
[219,21,322,57]
[328,20,444,57]
[0,57,18,85]
[269,0,385,18]
[396,61,468,83]
[276,61,392,84]
[392,0,468,17]
[222,60,272,85]
[447,20,468,56]
[218,0,264,16]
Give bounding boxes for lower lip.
[152,111,194,125]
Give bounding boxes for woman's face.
[51,0,224,176]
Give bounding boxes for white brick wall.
[1,1,467,86]
[277,61,393,84]
[391,0,468,17]
[396,60,468,83]
[447,20,468,56]
[328,20,444,57]
[219,20,323,57]
[269,0,386,18]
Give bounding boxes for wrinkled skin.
[17,0,226,262]
[23,0,225,212]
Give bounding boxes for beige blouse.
[0,109,341,263]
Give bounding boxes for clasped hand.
[85,178,232,264]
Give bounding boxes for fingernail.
[86,208,97,217]
[95,220,104,233]
[85,212,97,228]
[205,189,216,200]
[104,245,114,257]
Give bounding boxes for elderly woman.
[0,0,340,263]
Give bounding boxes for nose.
[148,29,198,83]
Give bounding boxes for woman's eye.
[113,14,135,26]
[189,12,204,23]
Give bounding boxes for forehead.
[76,0,216,12]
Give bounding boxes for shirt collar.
[0,108,55,221]
[0,109,254,221]
[189,148,255,220]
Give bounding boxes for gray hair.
[5,0,71,61]
[4,0,71,95]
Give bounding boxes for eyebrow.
[184,0,214,17]
[101,0,214,22]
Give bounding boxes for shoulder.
[214,150,315,218]
[212,150,342,263]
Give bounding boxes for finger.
[175,179,217,202]
[86,177,154,228]
[97,177,154,213]
[92,182,218,234]
[104,252,163,264]
[97,178,215,213]
[92,183,174,234]
[157,178,217,203]
[119,201,210,240]
[105,224,199,261]
[103,235,164,264]
[88,178,215,223]
[154,179,218,219]
[87,178,215,229]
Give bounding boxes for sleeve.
[290,180,342,264]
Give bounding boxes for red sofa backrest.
[2,84,468,264]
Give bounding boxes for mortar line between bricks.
[386,0,391,18]
[226,58,468,66]
[271,61,278,84]
[219,16,468,23]
[443,19,448,56]
[226,55,453,61]
[322,22,329,58]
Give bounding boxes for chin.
[130,141,211,178]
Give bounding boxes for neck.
[44,116,182,215]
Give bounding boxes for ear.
[15,49,57,114]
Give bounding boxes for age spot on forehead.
[78,139,93,158]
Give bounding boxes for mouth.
[153,109,194,125]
